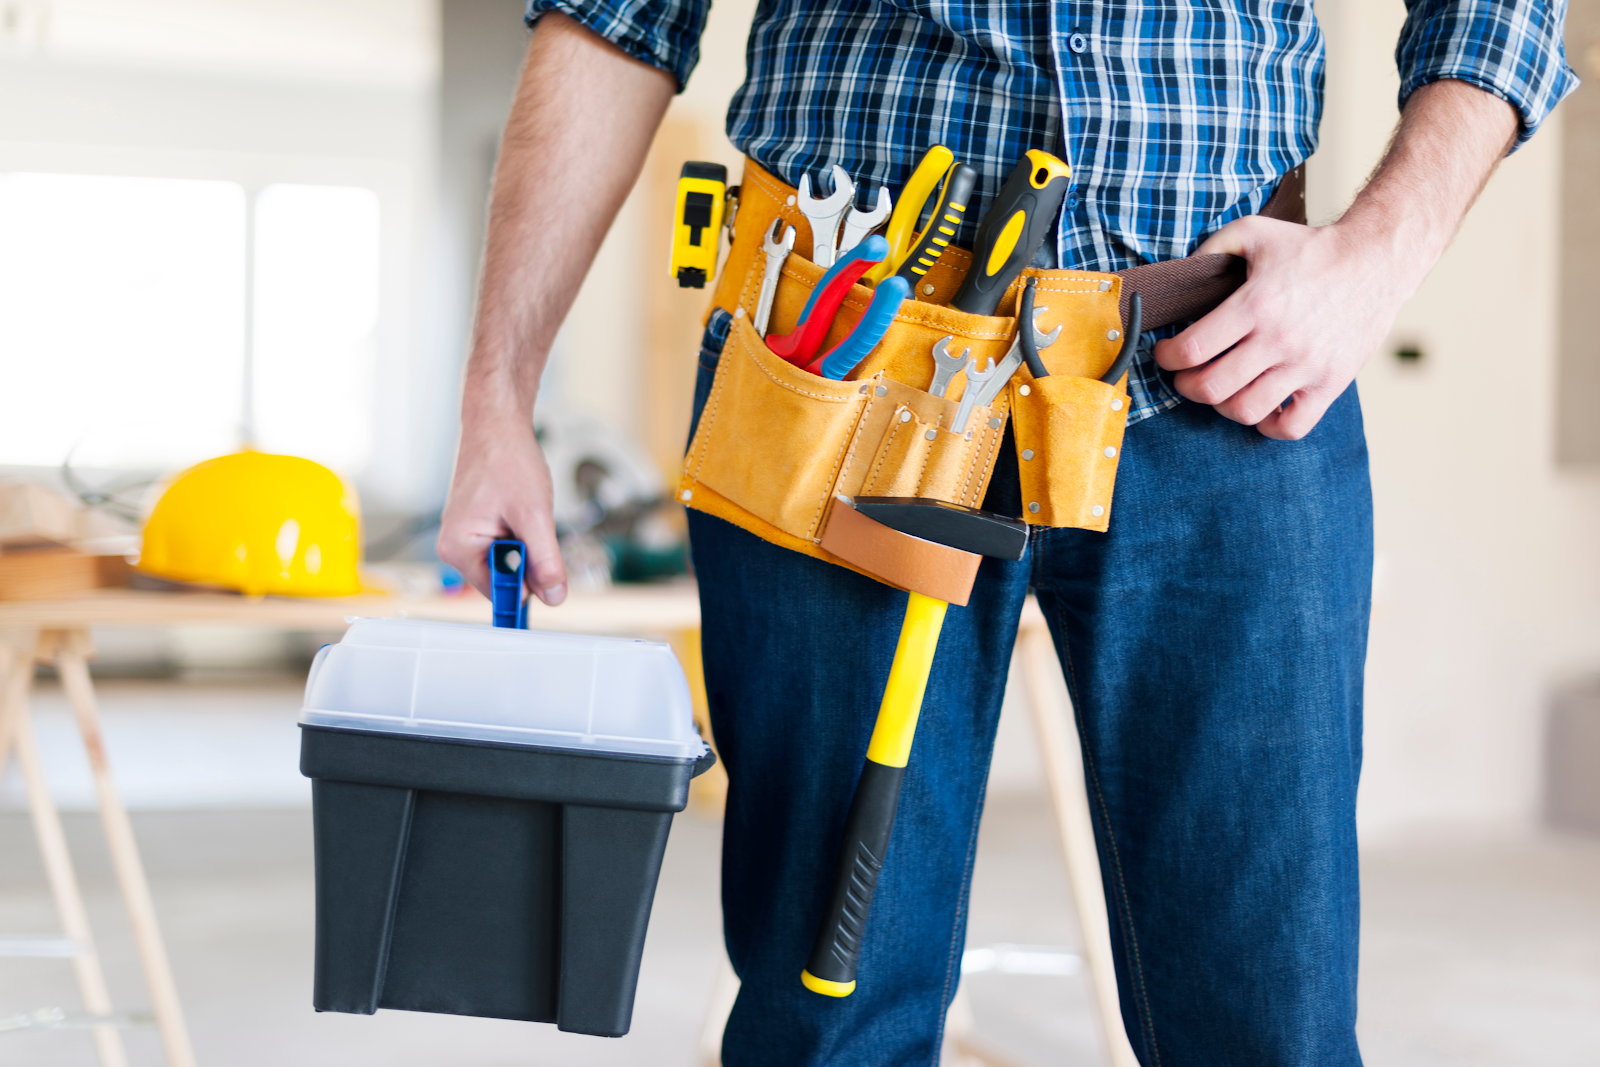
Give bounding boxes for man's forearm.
[1331,79,1518,298]
[437,13,674,606]
[464,12,675,435]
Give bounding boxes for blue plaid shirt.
[529,0,1575,422]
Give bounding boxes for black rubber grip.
[804,759,907,985]
[951,154,1072,315]
[894,164,977,283]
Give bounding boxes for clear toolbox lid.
[299,618,707,761]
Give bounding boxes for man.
[439,1,1573,1063]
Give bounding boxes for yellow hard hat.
[138,451,362,597]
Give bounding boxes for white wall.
[1316,0,1600,837]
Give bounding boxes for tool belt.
[679,159,1306,590]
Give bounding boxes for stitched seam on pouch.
[687,336,732,485]
[821,290,1017,341]
[911,427,936,497]
[965,412,1003,507]
[832,392,878,494]
[1030,284,1108,295]
[866,410,908,493]
[744,166,807,240]
[955,416,981,506]
[808,391,873,538]
[752,349,858,401]
[736,250,761,318]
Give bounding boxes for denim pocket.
[687,308,734,452]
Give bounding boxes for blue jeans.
[687,335,1371,1066]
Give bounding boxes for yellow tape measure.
[670,161,728,289]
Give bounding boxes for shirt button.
[1069,32,1088,53]
[1068,196,1079,208]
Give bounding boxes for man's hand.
[1154,80,1519,440]
[436,13,673,603]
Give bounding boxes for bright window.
[252,184,381,471]
[0,173,382,474]
[0,173,246,468]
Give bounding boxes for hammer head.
[850,497,1028,561]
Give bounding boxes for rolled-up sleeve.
[1396,0,1579,147]
[526,0,712,92]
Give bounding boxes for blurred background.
[0,0,1598,1064]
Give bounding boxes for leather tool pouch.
[679,162,1132,585]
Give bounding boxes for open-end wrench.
[964,309,1063,419]
[754,219,796,337]
[838,186,892,256]
[928,336,971,398]
[951,357,999,436]
[797,165,855,268]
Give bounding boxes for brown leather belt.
[716,159,1306,336]
[1115,165,1305,330]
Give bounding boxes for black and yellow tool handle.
[893,164,977,286]
[950,150,1072,315]
[864,146,954,287]
[802,592,948,997]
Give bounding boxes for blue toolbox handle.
[489,540,528,629]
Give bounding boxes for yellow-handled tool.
[802,497,1028,997]
[863,145,955,286]
[670,161,728,289]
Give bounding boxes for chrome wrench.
[951,357,999,436]
[754,219,796,337]
[928,336,971,398]
[797,165,854,268]
[838,186,892,255]
[963,309,1064,421]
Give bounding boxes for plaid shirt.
[529,0,1575,422]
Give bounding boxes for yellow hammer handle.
[864,592,948,767]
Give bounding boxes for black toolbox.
[299,619,711,1037]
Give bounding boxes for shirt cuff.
[1396,0,1580,149]
[526,0,710,92]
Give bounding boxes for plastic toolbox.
[299,618,712,1037]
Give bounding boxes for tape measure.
[670,161,728,289]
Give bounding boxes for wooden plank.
[0,482,80,549]
[0,630,131,1067]
[57,636,196,1067]
[0,550,130,602]
[0,584,701,634]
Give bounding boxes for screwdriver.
[950,151,1072,315]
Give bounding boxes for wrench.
[928,336,971,398]
[797,165,855,268]
[966,309,1064,416]
[838,186,892,256]
[754,219,796,337]
[951,357,999,436]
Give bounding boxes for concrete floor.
[3,806,1598,1066]
[1,677,1598,1065]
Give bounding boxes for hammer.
[802,497,1027,997]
